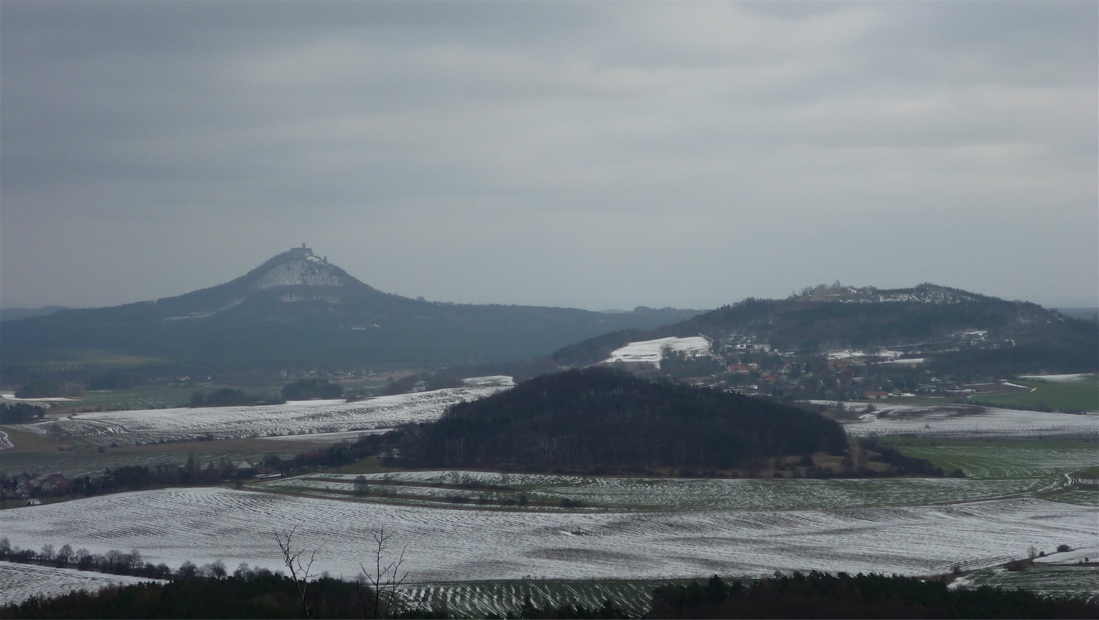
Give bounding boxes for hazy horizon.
[1,245,1094,314]
[3,1,1096,312]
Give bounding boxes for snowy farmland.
[1018,373,1097,383]
[0,487,1093,608]
[841,404,1097,438]
[0,561,164,607]
[253,469,1080,512]
[14,384,509,447]
[603,336,711,366]
[2,383,1096,608]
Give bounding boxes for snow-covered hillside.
[0,489,1091,603]
[21,383,511,447]
[603,336,711,367]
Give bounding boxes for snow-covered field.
[1018,373,1097,383]
[826,349,910,361]
[0,488,1091,607]
[951,564,1099,604]
[842,404,1097,438]
[2,381,1095,608]
[256,470,1074,512]
[603,336,711,366]
[0,561,164,606]
[15,385,508,447]
[1033,546,1098,565]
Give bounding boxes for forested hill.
[390,367,848,475]
[552,283,1098,376]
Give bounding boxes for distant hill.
[0,306,69,322]
[388,366,849,475]
[0,246,701,383]
[554,283,1098,379]
[1056,307,1099,322]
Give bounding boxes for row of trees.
[12,378,67,398]
[189,388,282,408]
[2,528,413,619]
[194,378,348,406]
[6,567,1097,618]
[0,537,170,579]
[282,378,344,401]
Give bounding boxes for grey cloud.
[1,0,1095,310]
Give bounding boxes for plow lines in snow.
[0,486,1093,607]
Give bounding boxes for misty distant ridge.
[4,262,1091,320]
[0,306,71,322]
[1,246,702,320]
[0,246,702,380]
[1057,307,1099,322]
[7,301,1094,323]
[2,246,1095,384]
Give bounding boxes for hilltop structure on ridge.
[0,247,699,382]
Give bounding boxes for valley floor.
[0,393,1096,611]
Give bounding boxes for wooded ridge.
[389,367,850,475]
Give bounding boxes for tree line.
[4,569,1097,618]
[0,402,46,424]
[649,572,1098,618]
[0,537,173,580]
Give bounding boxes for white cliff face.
[251,260,344,290]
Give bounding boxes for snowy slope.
[603,336,711,366]
[22,385,509,446]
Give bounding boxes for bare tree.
[275,526,318,619]
[357,528,409,619]
[56,544,73,567]
[128,549,143,572]
[354,475,370,496]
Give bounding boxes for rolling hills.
[553,283,1098,380]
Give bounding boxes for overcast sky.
[2,1,1096,312]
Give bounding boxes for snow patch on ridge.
[604,336,711,367]
[1018,373,1096,383]
[251,260,344,290]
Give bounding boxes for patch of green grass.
[970,378,1099,412]
[58,377,381,411]
[21,350,166,373]
[70,383,284,410]
[892,439,1098,479]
